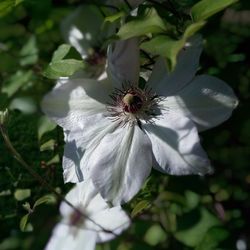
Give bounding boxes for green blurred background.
[0,0,249,249]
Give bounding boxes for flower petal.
[162,75,239,131]
[148,35,203,96]
[58,181,130,243]
[62,115,115,183]
[143,114,212,175]
[45,223,97,250]
[61,5,110,58]
[41,78,110,130]
[63,130,86,183]
[88,125,152,205]
[107,38,140,87]
[91,206,130,243]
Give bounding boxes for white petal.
[45,223,97,250]
[143,114,212,175]
[41,78,110,130]
[89,125,152,205]
[58,181,130,242]
[61,5,109,58]
[90,206,130,243]
[107,38,140,87]
[148,35,203,96]
[63,130,86,183]
[162,75,239,131]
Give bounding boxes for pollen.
[122,93,143,113]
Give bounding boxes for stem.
[0,124,116,235]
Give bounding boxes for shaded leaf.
[195,227,230,250]
[174,208,220,247]
[38,116,57,141]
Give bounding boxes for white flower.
[42,36,238,205]
[61,4,115,79]
[45,180,130,250]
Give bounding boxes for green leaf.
[2,70,33,97]
[37,116,57,141]
[195,227,230,250]
[191,0,238,21]
[46,154,60,165]
[144,224,167,246]
[117,7,166,40]
[183,21,206,39]
[20,36,38,66]
[33,194,57,208]
[104,11,125,23]
[141,35,185,71]
[19,214,29,232]
[131,200,151,218]
[0,0,23,17]
[43,59,85,79]
[43,44,84,79]
[174,208,220,247]
[14,189,31,201]
[9,97,37,114]
[51,44,71,62]
[40,139,56,151]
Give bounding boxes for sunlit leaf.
[33,194,57,208]
[141,35,185,71]
[117,7,166,40]
[191,0,238,21]
[14,189,31,201]
[43,59,85,79]
[19,214,29,232]
[131,200,151,218]
[51,44,71,62]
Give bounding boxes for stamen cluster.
[107,84,161,126]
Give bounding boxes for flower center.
[69,209,84,227]
[122,93,143,113]
[107,85,161,126]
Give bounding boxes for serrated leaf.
[131,200,151,218]
[191,0,238,21]
[20,214,29,232]
[117,7,166,40]
[14,189,31,201]
[33,194,57,208]
[52,44,71,62]
[43,59,85,79]
[38,116,57,141]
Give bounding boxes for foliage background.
[0,0,249,249]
